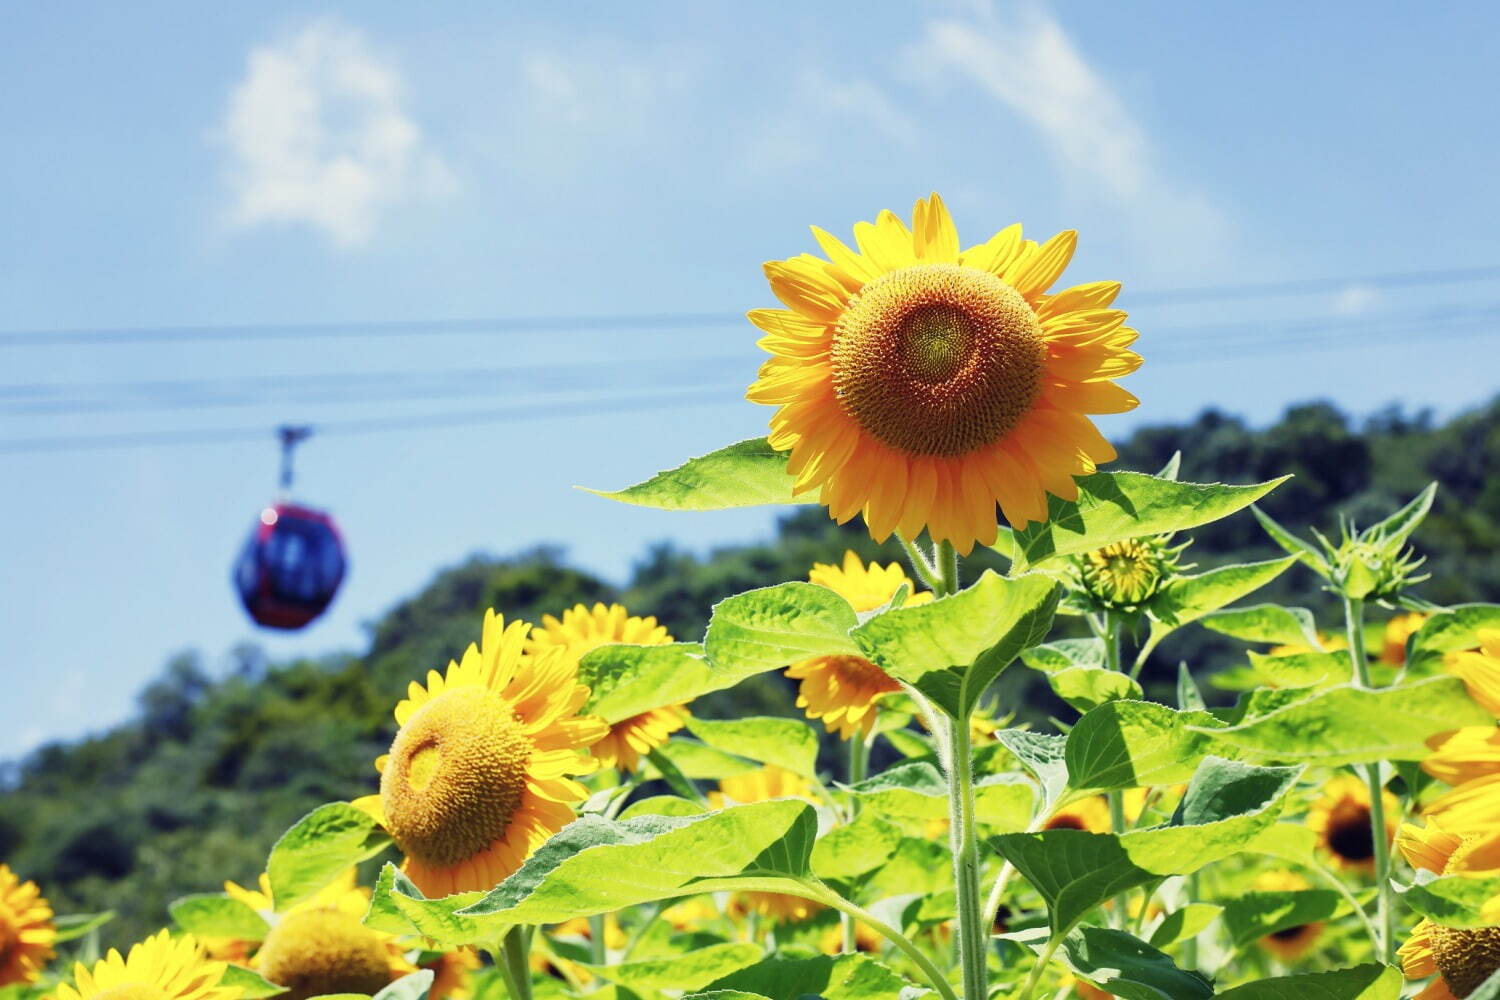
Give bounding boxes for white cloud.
[734,70,919,177]
[1333,283,1381,316]
[218,19,454,248]
[905,3,1227,260]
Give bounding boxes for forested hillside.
[3,395,1497,946]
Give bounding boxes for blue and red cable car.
[232,426,347,630]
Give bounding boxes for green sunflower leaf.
[1145,556,1300,643]
[996,472,1288,570]
[851,570,1058,717]
[650,738,757,780]
[1147,903,1222,948]
[1220,889,1343,948]
[582,438,806,510]
[1199,603,1323,646]
[848,761,1034,829]
[1408,603,1500,675]
[451,800,818,928]
[703,582,861,678]
[1394,872,1500,928]
[1212,963,1401,999]
[1197,676,1491,765]
[702,954,920,999]
[686,716,820,779]
[168,894,271,941]
[1050,925,1213,1000]
[373,970,435,1000]
[811,810,904,881]
[267,802,391,912]
[587,943,765,992]
[49,911,115,944]
[1065,700,1227,792]
[580,642,715,724]
[992,757,1300,936]
[218,966,288,999]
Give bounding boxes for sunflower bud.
[1330,535,1428,601]
[1072,536,1182,612]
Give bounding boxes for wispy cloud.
[217,19,454,248]
[734,69,919,177]
[1333,283,1381,316]
[905,3,1228,260]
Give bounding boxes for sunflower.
[0,864,55,986]
[1044,796,1112,833]
[1077,537,1178,608]
[786,552,931,739]
[711,767,825,923]
[1398,821,1500,998]
[230,870,414,1000]
[360,609,608,897]
[818,920,884,956]
[1252,871,1324,962]
[526,602,688,773]
[747,194,1139,555]
[1307,775,1399,872]
[1446,630,1500,716]
[1382,612,1429,666]
[53,931,239,1000]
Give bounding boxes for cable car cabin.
[233,502,347,629]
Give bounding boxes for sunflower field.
[6,195,1500,1000]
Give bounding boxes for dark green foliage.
[2,397,1497,947]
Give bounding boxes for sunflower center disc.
[257,909,392,1000]
[831,263,1046,457]
[1327,806,1375,862]
[1432,924,1500,997]
[380,686,532,868]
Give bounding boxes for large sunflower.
[1398,821,1500,998]
[747,194,1139,554]
[1307,775,1399,873]
[0,864,55,986]
[53,931,239,1000]
[525,602,688,773]
[362,610,608,897]
[786,552,931,739]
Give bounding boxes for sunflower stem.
[587,913,607,967]
[842,733,869,955]
[1016,933,1062,1000]
[1342,594,1395,963]
[1097,611,1134,929]
[935,539,960,597]
[943,711,988,999]
[499,926,534,1000]
[898,533,942,591]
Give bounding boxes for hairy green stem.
[1180,871,1201,971]
[1099,611,1133,928]
[587,913,607,967]
[842,732,872,954]
[1342,595,1395,962]
[935,539,960,596]
[944,713,988,999]
[1017,934,1062,1000]
[499,926,534,1000]
[898,533,942,591]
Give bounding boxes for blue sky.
[3,2,1498,761]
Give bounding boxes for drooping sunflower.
[222,870,414,1000]
[359,610,608,897]
[0,864,55,986]
[526,602,688,773]
[747,194,1139,554]
[786,551,931,739]
[1252,871,1324,962]
[1398,821,1500,998]
[53,931,240,1000]
[1307,775,1399,873]
[422,948,480,1000]
[1382,612,1429,666]
[711,767,825,923]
